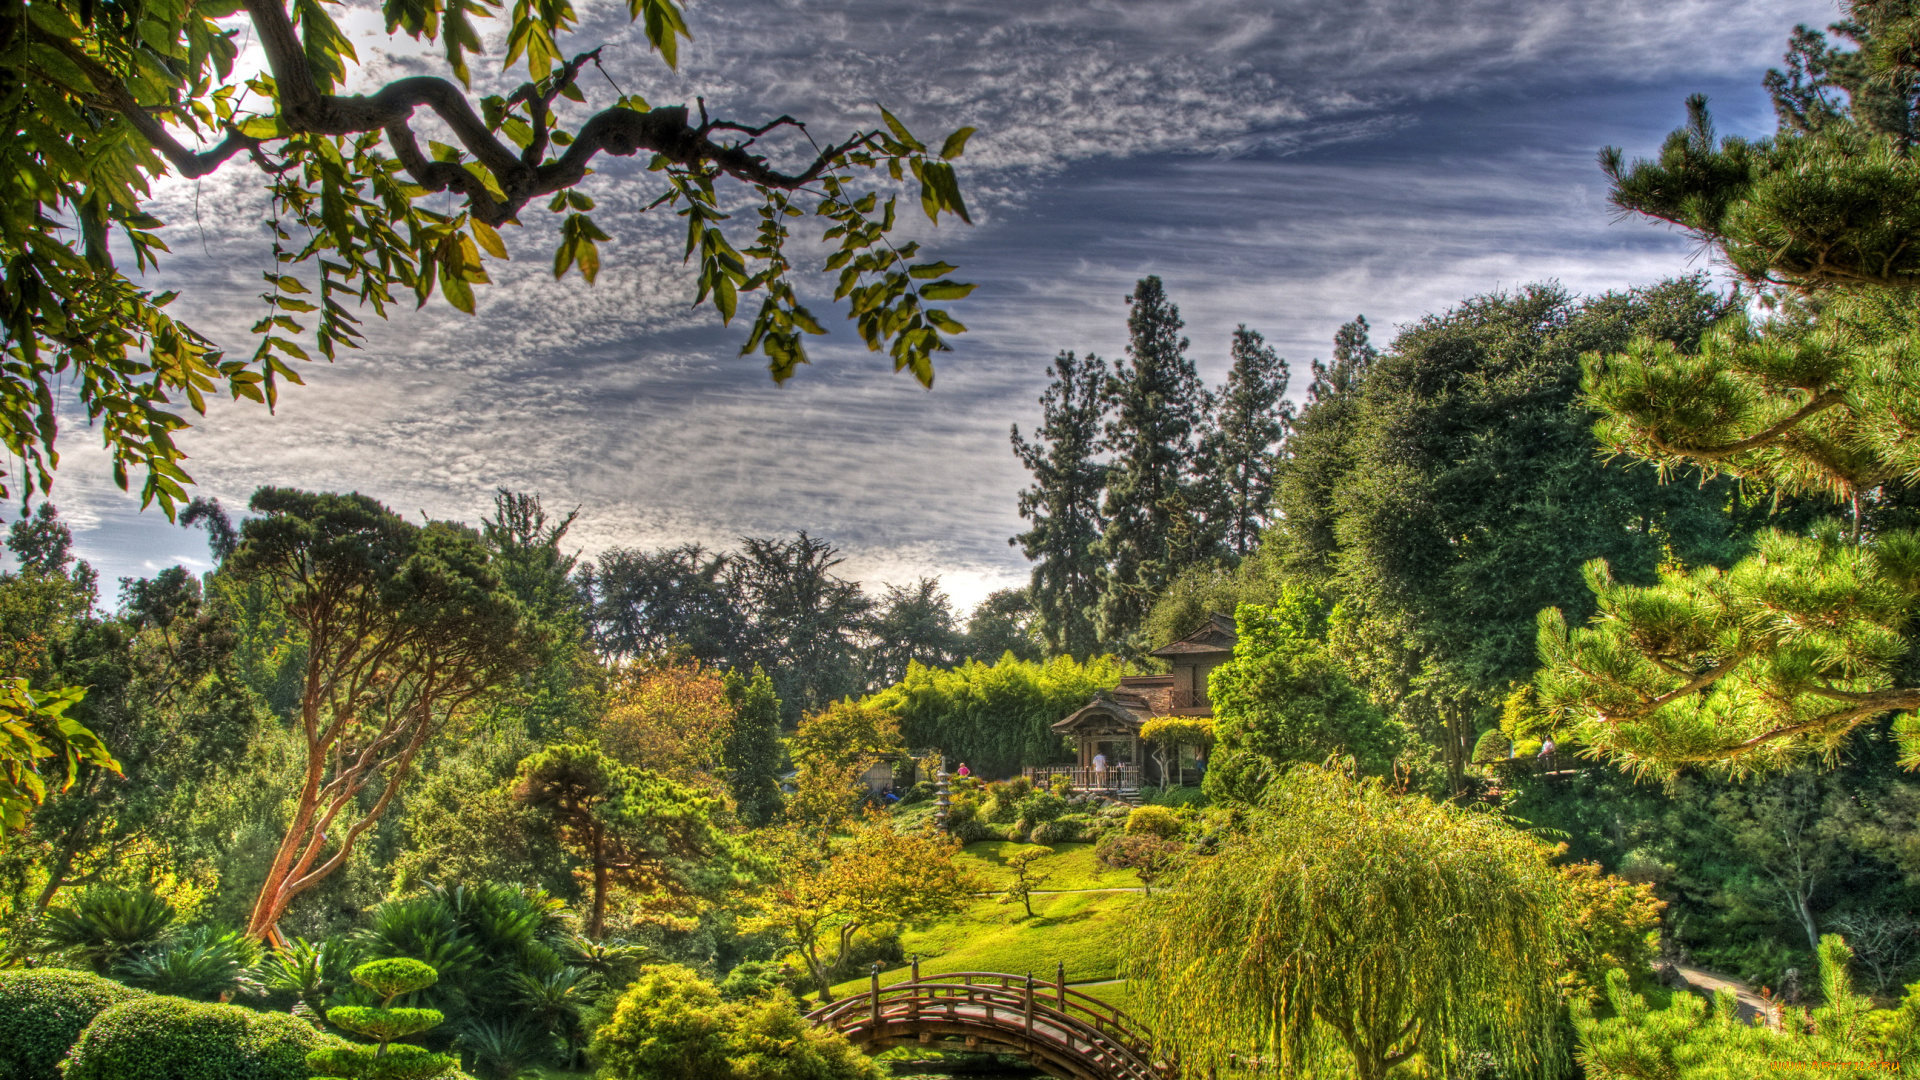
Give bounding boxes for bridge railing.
[807,968,1168,1080]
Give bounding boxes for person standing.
[956,762,971,778]
[1093,751,1109,788]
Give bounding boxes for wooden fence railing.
[807,966,1171,1080]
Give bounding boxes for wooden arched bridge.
[806,964,1174,1080]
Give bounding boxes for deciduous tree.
[742,816,976,1000]
[1131,767,1570,1080]
[2,0,977,513]
[228,488,538,939]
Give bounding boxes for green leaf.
[939,127,976,160]
[878,106,925,153]
[908,262,957,280]
[918,281,975,301]
[471,219,509,259]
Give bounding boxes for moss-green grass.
[830,889,1140,998]
[952,841,1139,892]
[1075,980,1133,1014]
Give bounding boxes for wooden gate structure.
[806,966,1173,1080]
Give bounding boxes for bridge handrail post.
[1056,962,1066,1009]
[1024,972,1035,1035]
[869,963,881,1033]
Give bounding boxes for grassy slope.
[951,841,1141,892]
[831,887,1141,998]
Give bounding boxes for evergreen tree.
[1010,351,1109,660]
[863,578,964,689]
[731,533,872,726]
[1272,316,1376,578]
[1095,277,1212,649]
[1199,326,1293,559]
[961,588,1042,664]
[721,666,783,827]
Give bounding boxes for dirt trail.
[1671,963,1775,1024]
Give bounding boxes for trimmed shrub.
[1125,805,1182,839]
[1014,791,1067,824]
[0,968,146,1080]
[62,996,338,1080]
[1471,728,1513,763]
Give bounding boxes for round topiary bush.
[1125,805,1182,839]
[1470,729,1513,764]
[62,996,339,1080]
[0,968,147,1080]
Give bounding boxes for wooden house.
[1033,613,1236,791]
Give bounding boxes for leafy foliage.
[1,0,976,514]
[112,925,263,1001]
[1096,276,1214,649]
[741,816,978,999]
[0,968,145,1080]
[590,964,879,1080]
[1574,936,1911,1077]
[1205,598,1403,802]
[597,659,730,789]
[227,488,540,937]
[720,666,783,828]
[0,678,115,832]
[1130,766,1569,1080]
[1553,861,1666,1005]
[865,653,1125,778]
[307,958,458,1080]
[511,743,735,938]
[1199,326,1294,559]
[62,995,337,1080]
[998,846,1053,918]
[37,887,176,972]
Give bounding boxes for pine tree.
[1011,351,1109,660]
[1273,316,1376,577]
[1095,277,1211,649]
[1199,326,1293,560]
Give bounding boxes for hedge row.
[0,968,341,1080]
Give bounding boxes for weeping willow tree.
[1128,766,1569,1080]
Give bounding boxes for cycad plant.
[308,958,459,1080]
[113,925,262,1001]
[261,935,359,1022]
[37,887,176,972]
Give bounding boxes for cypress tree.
[1011,350,1110,660]
[1199,326,1293,559]
[1095,276,1210,648]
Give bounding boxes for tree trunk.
[589,822,609,940]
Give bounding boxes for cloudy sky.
[19,0,1838,611]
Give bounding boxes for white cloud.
[40,0,1840,613]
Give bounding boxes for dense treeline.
[1004,258,1920,992]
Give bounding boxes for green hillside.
[830,841,1144,999]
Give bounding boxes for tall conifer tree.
[1096,277,1211,648]
[1200,326,1293,559]
[1273,315,1377,577]
[1011,351,1110,660]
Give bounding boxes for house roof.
[1050,674,1175,733]
[1148,611,1237,658]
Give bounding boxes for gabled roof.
[1050,674,1184,733]
[1148,611,1237,658]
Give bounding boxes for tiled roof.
[1148,611,1237,658]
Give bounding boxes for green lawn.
[1076,979,1133,1014]
[830,888,1141,998]
[952,840,1140,892]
